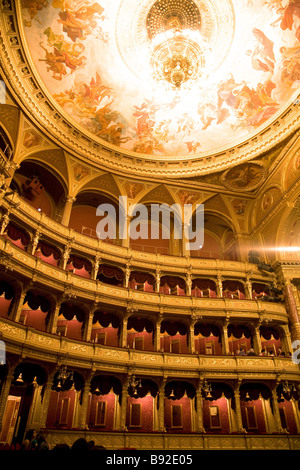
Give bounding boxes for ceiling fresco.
[20,0,300,158]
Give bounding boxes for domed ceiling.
[20,0,300,160]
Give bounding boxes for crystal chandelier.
[147,0,206,89]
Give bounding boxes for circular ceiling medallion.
[9,0,300,170]
[222,162,265,191]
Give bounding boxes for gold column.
[281,324,293,354]
[158,379,166,432]
[120,378,129,431]
[61,196,76,227]
[155,269,161,293]
[38,368,56,430]
[253,324,262,355]
[233,383,245,433]
[196,383,205,433]
[222,320,230,355]
[155,315,162,352]
[84,307,95,342]
[121,314,129,348]
[11,285,28,323]
[0,361,18,432]
[283,278,300,341]
[189,320,195,354]
[271,386,284,434]
[49,297,63,335]
[79,375,93,430]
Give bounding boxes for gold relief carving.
[132,353,162,363]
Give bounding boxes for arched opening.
[19,290,52,332]
[223,280,246,299]
[56,302,86,341]
[127,316,155,351]
[202,382,233,433]
[91,311,120,347]
[47,368,85,430]
[127,378,159,432]
[66,254,92,279]
[129,203,183,256]
[10,160,66,219]
[97,264,124,287]
[228,324,252,355]
[0,281,14,319]
[3,222,30,251]
[160,320,188,353]
[0,362,47,447]
[191,279,217,298]
[259,326,283,356]
[276,382,299,434]
[88,375,122,431]
[165,381,195,433]
[194,323,222,355]
[239,383,271,434]
[129,271,155,293]
[160,275,186,295]
[35,240,62,267]
[69,191,121,244]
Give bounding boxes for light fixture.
[94,386,101,396]
[282,381,291,395]
[14,373,24,385]
[203,379,213,400]
[147,0,209,90]
[55,366,74,392]
[277,392,285,403]
[244,392,252,402]
[129,374,142,398]
[169,389,175,398]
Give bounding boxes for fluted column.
[245,277,252,300]
[120,379,129,430]
[120,314,129,348]
[61,241,72,271]
[233,383,244,433]
[38,368,56,429]
[84,307,95,342]
[0,361,18,431]
[155,316,162,352]
[281,324,293,354]
[158,379,166,432]
[271,386,284,434]
[196,383,205,433]
[186,270,192,296]
[11,285,28,323]
[79,375,93,430]
[49,297,63,335]
[61,196,76,227]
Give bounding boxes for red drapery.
[93,311,120,328]
[59,302,85,322]
[129,271,155,285]
[24,291,50,313]
[161,320,187,336]
[223,280,245,293]
[194,323,220,337]
[7,223,29,247]
[160,276,186,290]
[127,316,154,333]
[192,279,216,291]
[98,264,124,281]
[0,281,14,300]
[37,241,61,260]
[165,381,195,400]
[260,326,280,340]
[228,324,251,339]
[69,255,92,272]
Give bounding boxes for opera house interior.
[0,0,300,452]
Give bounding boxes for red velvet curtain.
[252,283,270,295]
[60,303,85,322]
[165,381,195,400]
[7,223,29,246]
[130,271,155,285]
[161,321,187,336]
[98,264,124,281]
[223,280,245,293]
[192,279,216,291]
[24,291,50,313]
[260,326,280,340]
[93,311,120,328]
[0,281,14,300]
[240,383,271,400]
[228,324,251,339]
[160,276,186,289]
[128,379,158,398]
[38,241,61,260]
[69,255,92,272]
[90,375,122,395]
[194,323,220,337]
[127,316,154,333]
